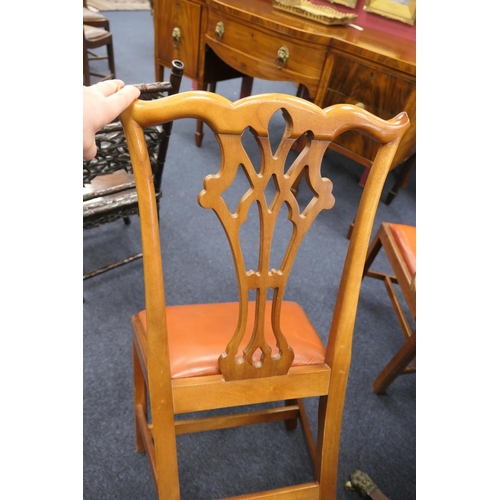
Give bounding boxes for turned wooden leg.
[192,81,214,147]
[195,120,204,147]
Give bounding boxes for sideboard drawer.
[156,0,202,80]
[326,53,416,165]
[326,54,415,119]
[205,10,327,97]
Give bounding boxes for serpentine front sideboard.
[153,0,416,171]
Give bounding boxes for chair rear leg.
[315,394,342,497]
[133,342,147,452]
[107,37,116,79]
[283,399,298,430]
[83,46,91,86]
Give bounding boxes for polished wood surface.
[120,90,409,499]
[154,0,415,168]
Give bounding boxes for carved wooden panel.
[197,109,335,380]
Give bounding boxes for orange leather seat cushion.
[389,224,416,276]
[136,300,326,379]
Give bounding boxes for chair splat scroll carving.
[120,91,410,500]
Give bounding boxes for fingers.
[115,85,141,104]
[83,80,141,160]
[104,85,141,121]
[83,142,97,162]
[93,79,126,97]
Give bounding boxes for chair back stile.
[120,91,410,499]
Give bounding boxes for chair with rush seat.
[83,61,184,280]
[363,223,416,394]
[120,91,410,499]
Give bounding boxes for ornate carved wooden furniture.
[120,89,410,499]
[153,0,416,187]
[83,61,184,280]
[363,222,416,394]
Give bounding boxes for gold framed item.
[272,0,357,25]
[364,0,416,25]
[330,0,358,8]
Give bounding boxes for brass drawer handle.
[215,21,225,41]
[172,27,181,47]
[275,45,289,69]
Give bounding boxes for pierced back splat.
[198,107,335,381]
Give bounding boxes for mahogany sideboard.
[153,0,416,171]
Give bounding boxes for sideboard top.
[209,0,416,75]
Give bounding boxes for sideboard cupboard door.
[154,0,202,81]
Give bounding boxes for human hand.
[83,79,141,160]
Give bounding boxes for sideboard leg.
[155,63,164,83]
[240,76,253,98]
[192,81,215,147]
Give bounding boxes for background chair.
[83,2,110,30]
[121,90,410,499]
[83,4,115,86]
[363,222,416,394]
[83,60,184,280]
